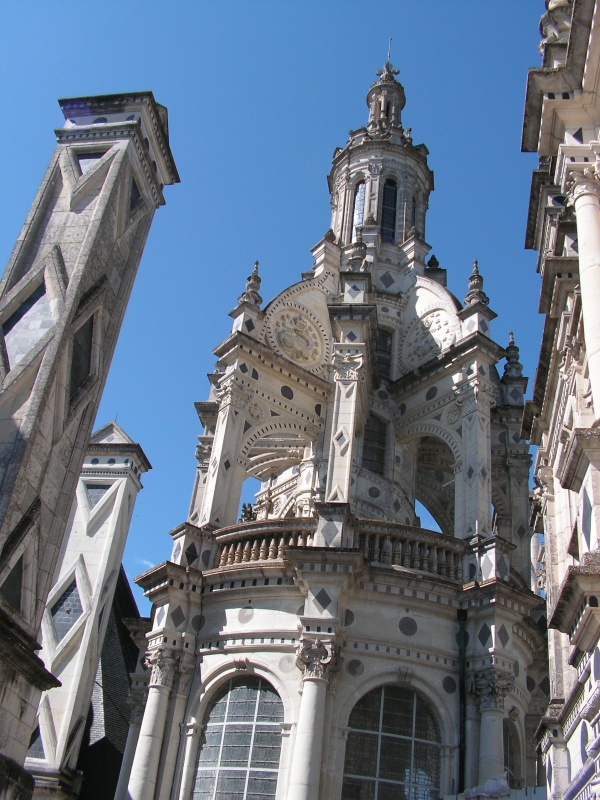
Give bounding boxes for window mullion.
[212,680,231,800]
[242,679,262,799]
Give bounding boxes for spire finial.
[464,258,489,306]
[238,260,263,307]
[504,331,523,378]
[387,36,392,62]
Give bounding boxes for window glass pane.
[381,687,414,736]
[193,771,216,800]
[379,735,411,781]
[414,696,441,742]
[221,725,252,766]
[381,180,397,243]
[348,687,382,731]
[353,182,366,241]
[362,416,387,476]
[413,742,440,786]
[251,726,284,768]
[345,731,379,777]
[246,774,279,799]
[342,776,376,800]
[70,316,94,399]
[256,686,284,722]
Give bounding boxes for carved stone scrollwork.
[296,638,339,681]
[333,351,364,381]
[174,659,195,696]
[539,0,573,54]
[144,650,178,689]
[470,668,514,711]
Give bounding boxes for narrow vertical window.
[376,329,393,381]
[381,179,397,243]
[70,316,94,400]
[363,415,387,476]
[352,181,366,242]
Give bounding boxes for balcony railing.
[212,517,466,582]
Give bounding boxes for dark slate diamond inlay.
[393,499,401,512]
[185,542,198,565]
[348,284,361,299]
[498,557,509,580]
[239,363,248,373]
[315,588,332,610]
[170,605,185,628]
[245,318,255,332]
[346,331,357,342]
[467,466,474,480]
[498,623,510,647]
[380,271,394,289]
[478,622,491,647]
[224,459,231,471]
[509,388,522,401]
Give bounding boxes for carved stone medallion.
[267,304,328,371]
[400,307,457,372]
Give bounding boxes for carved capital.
[145,649,178,689]
[470,668,514,711]
[333,351,364,381]
[568,168,600,204]
[296,638,339,681]
[174,658,195,695]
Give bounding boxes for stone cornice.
[0,606,60,692]
[548,551,600,638]
[87,441,152,472]
[557,427,600,492]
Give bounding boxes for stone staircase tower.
[0,93,178,799]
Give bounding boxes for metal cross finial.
[388,37,392,62]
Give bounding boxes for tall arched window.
[381,179,397,243]
[342,685,441,800]
[192,676,283,800]
[352,181,366,242]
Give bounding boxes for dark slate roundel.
[378,390,389,400]
[442,676,457,694]
[346,659,365,676]
[399,403,406,415]
[279,654,296,673]
[513,661,520,677]
[315,404,322,416]
[368,487,381,498]
[192,615,205,632]
[425,386,438,401]
[399,616,418,636]
[345,609,355,626]
[526,676,536,692]
[455,630,470,647]
[281,385,294,400]
[238,605,254,624]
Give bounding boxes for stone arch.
[335,668,457,748]
[187,658,296,725]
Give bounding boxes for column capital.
[470,667,514,711]
[296,637,339,681]
[567,167,600,204]
[144,649,178,689]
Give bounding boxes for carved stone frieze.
[296,638,339,681]
[127,686,147,725]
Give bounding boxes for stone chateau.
[1,2,600,800]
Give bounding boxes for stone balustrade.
[352,521,465,582]
[212,517,466,582]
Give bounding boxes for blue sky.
[1,2,544,611]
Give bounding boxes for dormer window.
[381,179,397,243]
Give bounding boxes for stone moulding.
[557,427,600,492]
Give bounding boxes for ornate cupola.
[327,61,434,287]
[366,60,406,132]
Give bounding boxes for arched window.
[192,676,283,800]
[503,719,521,789]
[375,328,393,381]
[352,181,366,241]
[381,179,397,243]
[342,685,442,799]
[363,415,387,476]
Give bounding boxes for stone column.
[127,650,177,800]
[156,659,196,799]
[472,668,514,784]
[114,687,147,800]
[177,722,203,800]
[287,639,338,800]
[569,171,600,419]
